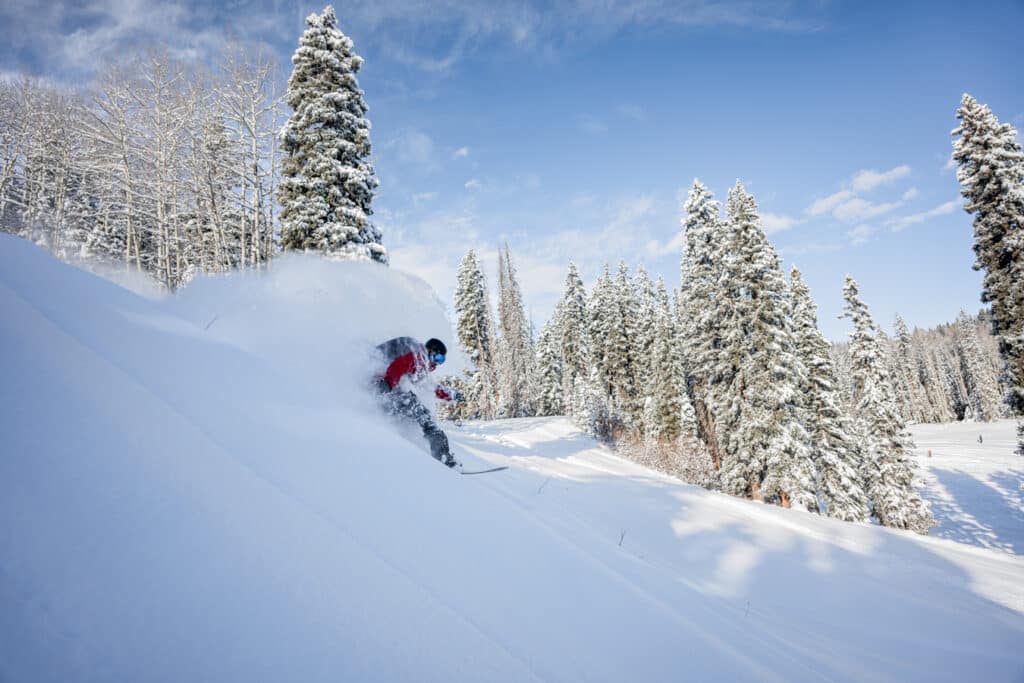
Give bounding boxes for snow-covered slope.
[2,234,1023,682]
[912,420,1024,554]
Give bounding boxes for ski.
[460,466,509,475]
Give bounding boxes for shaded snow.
[2,234,1023,682]
[912,420,1024,554]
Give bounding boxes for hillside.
[2,234,1023,682]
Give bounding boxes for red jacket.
[375,337,453,400]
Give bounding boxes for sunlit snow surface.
[912,420,1024,554]
[2,234,1023,682]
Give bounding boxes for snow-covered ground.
[2,234,1023,682]
[911,420,1024,554]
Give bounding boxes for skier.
[372,337,462,467]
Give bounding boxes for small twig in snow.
[537,477,551,494]
[745,601,750,617]
[618,530,626,547]
[204,314,219,331]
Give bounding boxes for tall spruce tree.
[841,276,933,533]
[953,94,1024,452]
[790,267,869,521]
[535,317,564,416]
[278,6,385,263]
[679,180,727,468]
[454,249,497,419]
[557,263,589,417]
[496,245,535,418]
[955,311,1002,421]
[717,182,816,509]
[645,277,682,441]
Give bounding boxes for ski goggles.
[431,352,446,365]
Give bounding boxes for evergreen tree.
[557,263,589,418]
[790,266,869,521]
[955,311,1002,421]
[454,249,497,419]
[678,180,727,468]
[717,182,815,509]
[278,6,385,263]
[953,94,1024,451]
[535,317,564,416]
[645,277,682,441]
[841,276,933,533]
[496,245,535,418]
[609,261,641,427]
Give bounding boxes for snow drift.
[2,234,1024,682]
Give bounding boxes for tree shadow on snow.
[921,468,1024,554]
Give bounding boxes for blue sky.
[2,0,1021,340]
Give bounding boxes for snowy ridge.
[1,234,1023,682]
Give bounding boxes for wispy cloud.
[761,212,801,235]
[833,198,901,223]
[464,179,482,191]
[805,190,855,216]
[384,128,438,170]
[901,187,919,201]
[850,165,911,192]
[452,146,470,159]
[847,224,875,246]
[887,200,960,231]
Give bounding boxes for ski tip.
[460,466,509,475]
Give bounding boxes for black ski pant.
[375,381,453,465]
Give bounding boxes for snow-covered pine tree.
[495,245,535,418]
[645,277,681,441]
[609,261,641,428]
[953,94,1024,451]
[535,316,564,416]
[556,262,589,418]
[841,275,933,533]
[955,311,1002,421]
[717,181,816,510]
[632,266,658,403]
[790,266,869,521]
[678,180,727,468]
[278,6,385,263]
[454,249,497,419]
[585,266,620,438]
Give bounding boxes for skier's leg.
[386,390,455,466]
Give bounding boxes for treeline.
[832,311,1008,426]
[449,181,1014,533]
[0,48,284,289]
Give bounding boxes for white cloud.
[901,187,919,201]
[887,200,960,231]
[464,179,482,191]
[833,198,901,223]
[453,146,470,159]
[850,165,911,192]
[411,191,437,204]
[805,190,854,216]
[847,224,875,246]
[943,157,957,172]
[760,212,801,235]
[386,128,437,169]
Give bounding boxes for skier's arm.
[434,385,465,402]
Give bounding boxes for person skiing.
[372,336,462,467]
